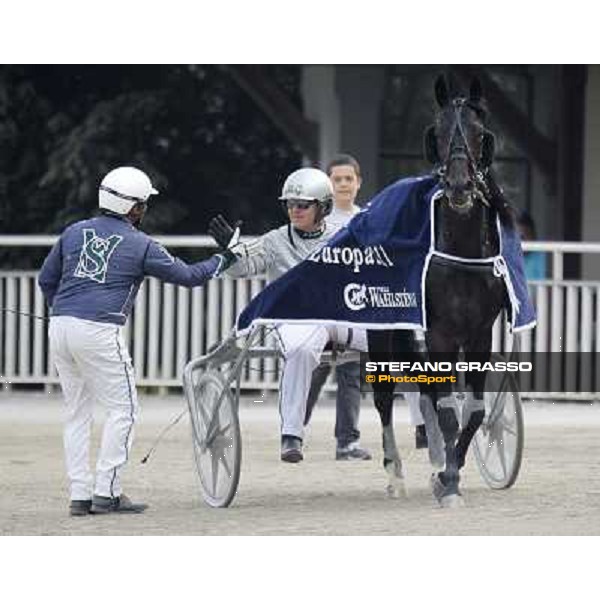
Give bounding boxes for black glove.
[209,214,242,250]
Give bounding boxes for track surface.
[2,393,600,535]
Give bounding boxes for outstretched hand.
[209,214,242,250]
[210,214,243,277]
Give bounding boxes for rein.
[437,98,491,209]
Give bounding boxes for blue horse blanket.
[237,175,536,334]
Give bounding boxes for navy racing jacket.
[38,214,220,326]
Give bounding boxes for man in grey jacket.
[209,167,368,463]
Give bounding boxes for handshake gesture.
[209,214,242,250]
[209,214,243,276]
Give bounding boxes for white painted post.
[596,285,600,393]
[133,281,147,381]
[0,278,4,386]
[176,286,189,380]
[248,278,263,385]
[550,283,564,393]
[191,286,205,359]
[550,285,564,352]
[235,278,250,384]
[535,285,549,392]
[147,278,161,382]
[161,283,175,381]
[565,285,579,392]
[4,278,17,386]
[220,279,234,341]
[33,282,45,378]
[206,279,220,351]
[18,277,30,379]
[580,286,593,392]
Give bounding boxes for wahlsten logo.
[307,244,394,273]
[344,283,418,311]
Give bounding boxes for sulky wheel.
[189,369,241,507]
[472,362,524,490]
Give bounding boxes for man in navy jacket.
[39,166,233,516]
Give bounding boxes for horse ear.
[424,125,440,165]
[470,77,483,104]
[434,75,449,108]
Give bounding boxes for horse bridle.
[438,98,490,212]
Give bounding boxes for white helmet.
[279,168,333,217]
[98,166,158,215]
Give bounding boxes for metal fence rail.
[1,237,599,398]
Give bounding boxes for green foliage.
[0,65,301,266]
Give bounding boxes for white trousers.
[276,323,367,440]
[49,316,138,501]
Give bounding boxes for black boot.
[281,435,303,463]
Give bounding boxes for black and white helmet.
[279,168,334,217]
[98,166,158,215]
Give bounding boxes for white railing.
[1,237,599,399]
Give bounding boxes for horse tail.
[483,169,516,228]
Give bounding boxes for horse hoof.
[385,480,407,499]
[439,493,465,509]
[430,473,446,500]
[384,461,407,499]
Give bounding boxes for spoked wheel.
[472,364,524,489]
[189,369,241,507]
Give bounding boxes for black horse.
[368,75,514,507]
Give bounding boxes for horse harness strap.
[439,100,492,207]
[431,253,497,274]
[431,253,521,314]
[445,99,478,168]
[439,98,484,177]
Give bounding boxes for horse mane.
[482,169,516,228]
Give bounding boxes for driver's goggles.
[281,199,317,210]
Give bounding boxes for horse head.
[425,75,496,215]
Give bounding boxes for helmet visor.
[99,184,156,203]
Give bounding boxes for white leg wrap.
[461,391,485,428]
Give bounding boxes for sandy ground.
[2,391,600,535]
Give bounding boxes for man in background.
[517,210,547,280]
[304,154,372,460]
